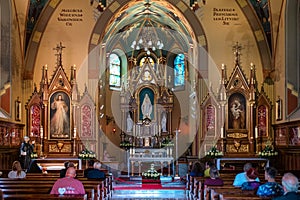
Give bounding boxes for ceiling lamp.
[130,1,164,55]
[130,20,164,55]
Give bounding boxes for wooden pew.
[2,194,88,200]
[0,175,111,200]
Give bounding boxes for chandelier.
[131,2,164,55]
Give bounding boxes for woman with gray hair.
[273,172,300,200]
[86,161,106,179]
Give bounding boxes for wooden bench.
[0,175,112,200]
[186,171,283,200]
[3,193,88,200]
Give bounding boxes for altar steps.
[112,176,187,199]
[112,189,187,199]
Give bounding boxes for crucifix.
[232,42,242,65]
[53,42,66,67]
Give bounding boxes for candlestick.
[221,127,224,138]
[74,128,77,138]
[255,126,258,139]
[40,126,43,138]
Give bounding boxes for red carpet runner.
[113,178,186,190]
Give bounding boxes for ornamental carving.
[226,144,249,152]
[227,133,248,138]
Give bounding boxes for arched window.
[174,53,185,87]
[109,53,121,89]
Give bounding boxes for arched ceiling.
[102,0,196,51]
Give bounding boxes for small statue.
[126,113,133,132]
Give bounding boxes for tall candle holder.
[255,126,259,154]
[73,128,77,156]
[40,126,44,157]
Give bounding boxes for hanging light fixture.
[130,2,164,55]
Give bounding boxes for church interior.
[0,0,300,199]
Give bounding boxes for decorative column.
[175,129,179,177]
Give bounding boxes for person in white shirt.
[8,161,26,179]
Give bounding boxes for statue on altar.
[161,112,167,132]
[141,94,153,119]
[126,113,133,132]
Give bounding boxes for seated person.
[8,161,26,178]
[190,161,204,177]
[51,167,85,195]
[60,161,75,178]
[233,163,260,187]
[204,161,215,177]
[256,167,284,197]
[241,168,260,190]
[204,166,224,186]
[273,172,300,200]
[87,161,105,179]
[84,159,95,177]
[27,160,42,173]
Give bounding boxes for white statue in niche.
[141,94,153,119]
[161,112,167,132]
[126,113,133,132]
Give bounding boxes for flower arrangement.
[161,137,174,147]
[120,141,133,148]
[31,152,38,158]
[78,149,96,160]
[258,145,278,158]
[205,146,223,158]
[142,164,161,180]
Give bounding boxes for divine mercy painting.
[49,92,70,139]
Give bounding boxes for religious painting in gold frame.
[49,91,71,140]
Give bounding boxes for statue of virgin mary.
[141,94,152,119]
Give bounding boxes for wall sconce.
[112,127,116,134]
[106,115,115,125]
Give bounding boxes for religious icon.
[228,93,246,129]
[139,88,154,120]
[141,94,153,119]
[49,92,70,139]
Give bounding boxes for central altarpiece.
[119,57,175,176]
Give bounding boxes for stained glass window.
[109,53,121,88]
[174,54,185,87]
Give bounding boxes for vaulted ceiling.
[102,0,196,52]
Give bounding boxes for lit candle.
[40,126,43,138]
[255,126,258,139]
[74,128,77,138]
[221,127,224,138]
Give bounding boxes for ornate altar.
[119,56,175,175]
[119,57,174,147]
[201,43,273,157]
[25,43,96,158]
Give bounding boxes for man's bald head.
[65,167,76,178]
